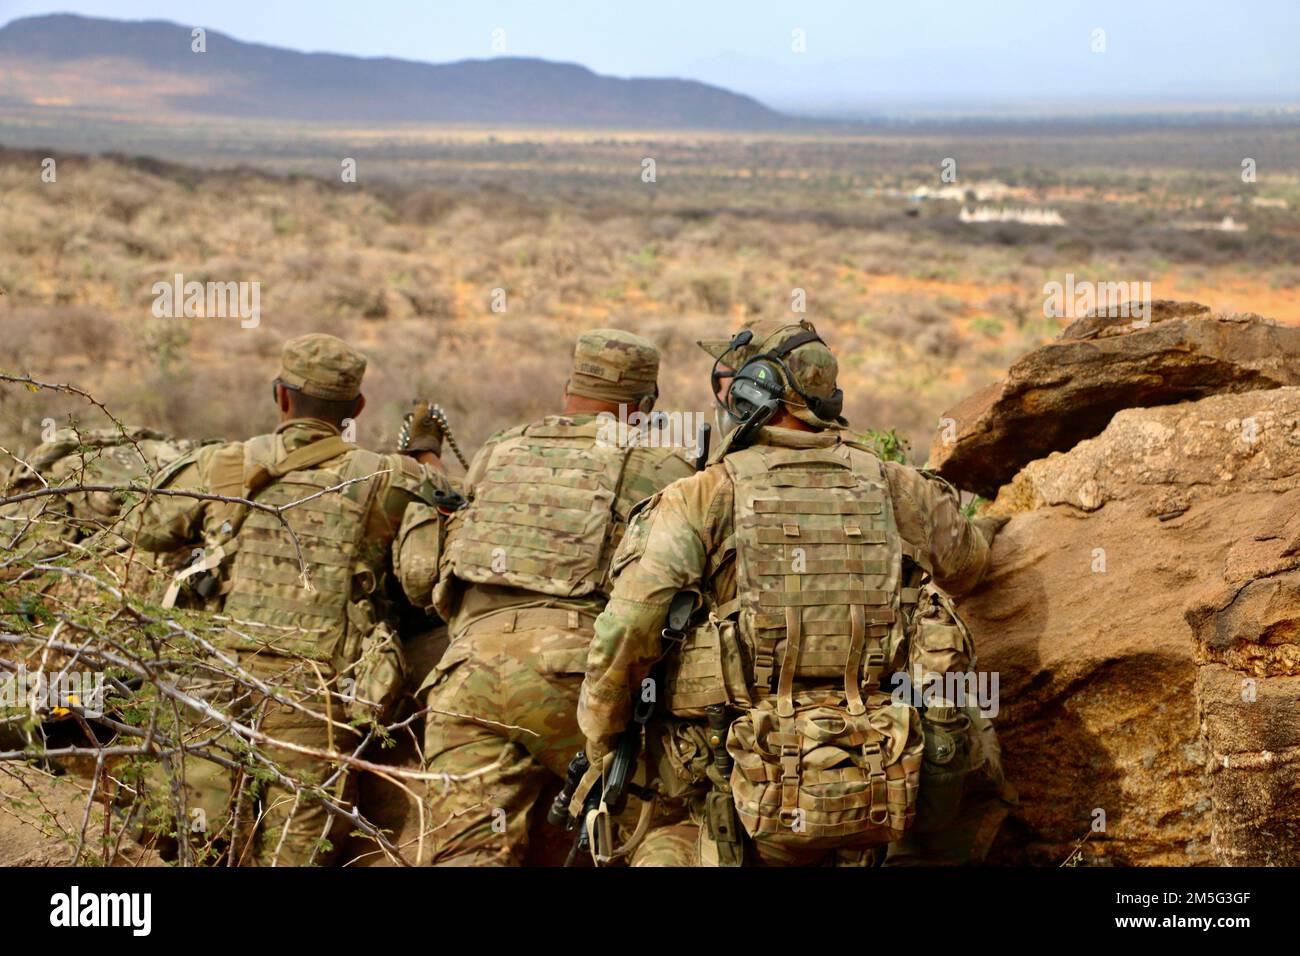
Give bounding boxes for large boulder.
[964,387,1300,865]
[930,303,1300,499]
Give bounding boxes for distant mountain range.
[0,14,798,129]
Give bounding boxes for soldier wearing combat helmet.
[397,328,693,865]
[130,332,455,866]
[576,317,1014,867]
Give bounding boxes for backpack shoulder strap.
[206,443,247,498]
[245,435,353,497]
[202,441,250,539]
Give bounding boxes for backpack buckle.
[753,650,775,692]
[863,645,886,689]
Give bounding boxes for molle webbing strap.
[499,452,606,473]
[448,418,632,598]
[776,609,801,718]
[755,527,884,545]
[754,558,886,576]
[244,435,353,497]
[759,589,889,607]
[866,742,889,824]
[844,603,866,716]
[220,439,379,661]
[457,545,577,579]
[776,604,803,826]
[726,440,905,705]
[714,597,741,620]
[753,611,892,631]
[754,498,881,516]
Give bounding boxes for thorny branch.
[0,374,447,867]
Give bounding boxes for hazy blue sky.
[2,0,1297,114]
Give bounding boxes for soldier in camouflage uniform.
[0,426,217,603]
[398,329,693,866]
[576,318,1014,867]
[129,333,454,866]
[1,427,217,756]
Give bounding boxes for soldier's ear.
[353,394,366,418]
[274,382,292,414]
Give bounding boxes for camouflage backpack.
[445,417,635,597]
[677,441,925,853]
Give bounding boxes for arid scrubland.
[1,125,1298,463]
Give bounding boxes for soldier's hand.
[399,399,447,456]
[970,514,1010,547]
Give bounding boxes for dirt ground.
[0,760,161,866]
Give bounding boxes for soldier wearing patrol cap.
[130,332,455,866]
[575,317,1015,867]
[397,328,693,866]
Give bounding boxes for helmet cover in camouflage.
[698,318,844,428]
[567,328,660,404]
[278,333,367,401]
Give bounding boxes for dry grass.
[1,139,1297,464]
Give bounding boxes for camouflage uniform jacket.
[0,426,216,552]
[577,425,990,747]
[432,413,695,637]
[132,417,452,619]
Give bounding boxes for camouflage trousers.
[421,621,590,866]
[630,806,881,867]
[142,652,360,866]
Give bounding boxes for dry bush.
[688,274,734,314]
[1,143,1290,465]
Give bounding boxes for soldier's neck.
[562,395,624,416]
[769,408,815,432]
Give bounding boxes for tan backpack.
[712,442,924,852]
[446,418,634,598]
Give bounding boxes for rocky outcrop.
[985,389,1300,518]
[1184,487,1300,866]
[951,347,1300,865]
[930,304,1300,499]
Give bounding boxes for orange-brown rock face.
[930,303,1300,499]
[946,329,1300,865]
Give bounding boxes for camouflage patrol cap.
[698,318,845,428]
[278,333,367,401]
[567,328,661,404]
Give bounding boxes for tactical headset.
[632,386,658,417]
[712,326,844,442]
